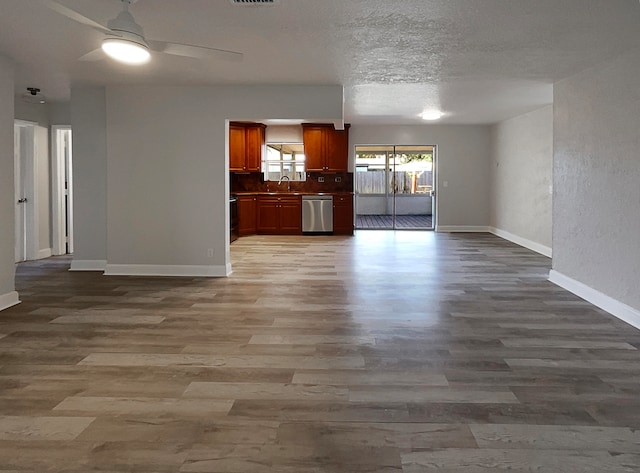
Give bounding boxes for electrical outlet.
[207,249,214,258]
[318,176,325,183]
[335,176,342,182]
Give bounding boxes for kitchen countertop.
[233,191,353,196]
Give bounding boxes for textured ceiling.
[1,0,639,124]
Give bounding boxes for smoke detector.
[22,87,46,104]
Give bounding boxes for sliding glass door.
[355,145,434,230]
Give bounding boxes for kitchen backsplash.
[231,172,353,193]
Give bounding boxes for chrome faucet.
[278,175,291,192]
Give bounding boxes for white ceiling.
[1,0,639,125]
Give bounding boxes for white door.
[14,122,48,262]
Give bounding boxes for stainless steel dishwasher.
[302,195,333,233]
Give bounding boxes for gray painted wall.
[349,125,491,228]
[48,102,71,125]
[554,49,640,311]
[14,100,48,127]
[14,100,70,126]
[0,55,16,306]
[70,87,107,266]
[490,106,553,249]
[93,85,343,274]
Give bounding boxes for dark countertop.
[233,191,353,196]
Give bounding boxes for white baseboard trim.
[70,259,107,271]
[0,291,21,311]
[436,226,490,233]
[104,263,232,277]
[549,269,640,330]
[490,227,552,258]
[37,248,52,259]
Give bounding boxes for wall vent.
[229,0,279,5]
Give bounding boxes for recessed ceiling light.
[420,110,443,121]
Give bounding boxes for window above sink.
[263,143,306,181]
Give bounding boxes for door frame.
[14,124,25,262]
[354,144,436,230]
[431,145,438,230]
[51,125,73,255]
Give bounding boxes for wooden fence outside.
[356,171,433,194]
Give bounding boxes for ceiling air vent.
[229,0,279,5]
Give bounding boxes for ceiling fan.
[44,0,243,65]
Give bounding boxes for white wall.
[70,87,107,270]
[552,48,640,314]
[100,85,343,276]
[490,106,552,255]
[0,55,19,310]
[349,125,491,230]
[265,125,302,143]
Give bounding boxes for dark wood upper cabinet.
[325,127,349,172]
[302,124,350,172]
[244,124,265,171]
[229,123,246,171]
[230,122,266,172]
[301,126,325,172]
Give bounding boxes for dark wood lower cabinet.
[238,195,257,236]
[279,198,303,233]
[333,194,354,235]
[257,195,302,235]
[236,193,352,237]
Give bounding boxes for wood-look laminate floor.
[2,232,640,472]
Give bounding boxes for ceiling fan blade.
[43,0,113,35]
[78,48,105,62]
[148,40,243,62]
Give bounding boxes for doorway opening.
[355,145,435,230]
[51,126,73,255]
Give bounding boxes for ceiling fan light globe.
[420,110,443,121]
[102,38,150,64]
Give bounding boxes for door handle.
[17,198,28,203]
